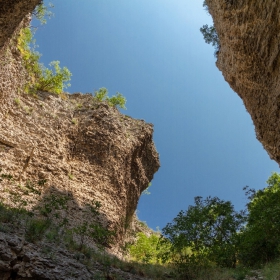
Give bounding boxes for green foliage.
[129,232,169,264]
[0,201,19,224]
[93,88,127,109]
[94,87,108,102]
[17,25,71,95]
[32,2,54,25]
[143,182,152,195]
[200,1,220,57]
[25,218,51,242]
[239,172,280,266]
[37,61,72,94]
[162,196,245,278]
[200,24,220,56]
[88,200,101,216]
[89,222,116,247]
[107,92,127,109]
[39,193,69,217]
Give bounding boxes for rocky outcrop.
[0,90,159,246]
[0,231,149,280]
[0,1,159,277]
[0,0,159,251]
[0,0,40,48]
[207,0,280,163]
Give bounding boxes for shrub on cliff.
[200,24,220,56]
[200,1,220,57]
[17,4,71,95]
[94,87,126,109]
[17,27,71,95]
[32,2,54,25]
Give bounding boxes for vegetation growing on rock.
[17,4,72,95]
[200,1,220,57]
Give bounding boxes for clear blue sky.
[34,0,279,230]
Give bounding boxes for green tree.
[162,196,245,273]
[200,1,220,57]
[239,173,280,266]
[129,232,170,264]
[200,25,220,56]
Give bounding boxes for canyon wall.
[0,0,159,245]
[207,0,280,163]
[0,1,160,278]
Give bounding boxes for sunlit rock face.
[207,0,280,163]
[0,0,159,261]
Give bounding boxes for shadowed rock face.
[207,0,280,164]
[0,0,40,48]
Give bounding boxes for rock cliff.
[0,1,159,278]
[0,0,40,49]
[207,0,280,164]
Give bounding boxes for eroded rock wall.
[0,0,40,48]
[0,0,159,247]
[207,0,280,163]
[0,92,159,242]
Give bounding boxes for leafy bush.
[94,87,108,102]
[36,61,71,94]
[93,88,126,109]
[107,92,126,109]
[129,232,168,264]
[17,21,71,95]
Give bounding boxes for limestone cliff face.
[207,0,280,163]
[0,0,40,48]
[0,0,159,249]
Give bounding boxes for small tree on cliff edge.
[200,1,220,57]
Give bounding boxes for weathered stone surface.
[207,0,280,164]
[0,0,40,49]
[0,231,149,279]
[0,92,160,246]
[0,2,159,247]
[0,1,159,278]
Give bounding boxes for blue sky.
[34,0,279,230]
